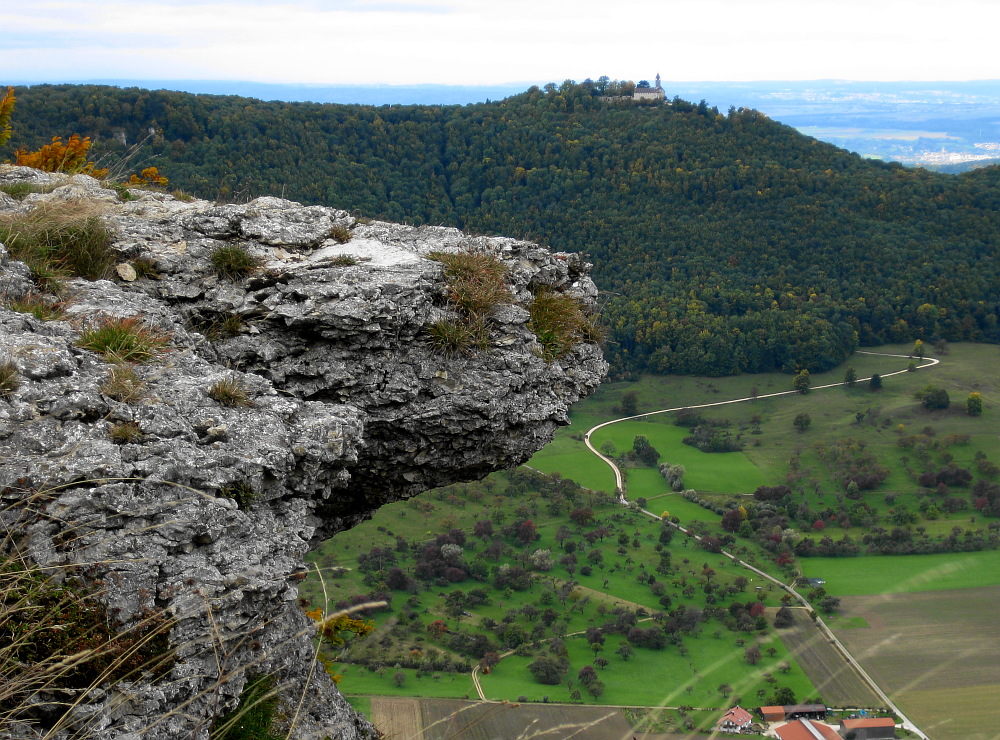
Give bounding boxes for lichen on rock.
[0,165,606,739]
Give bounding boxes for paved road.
[580,351,937,739]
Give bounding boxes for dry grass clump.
[101,364,147,403]
[424,250,511,355]
[210,245,264,280]
[527,287,602,361]
[108,420,143,444]
[130,256,160,280]
[0,495,175,732]
[76,316,171,364]
[207,375,254,407]
[4,292,70,321]
[425,317,490,356]
[328,224,353,244]
[427,250,510,316]
[0,359,20,397]
[0,199,115,291]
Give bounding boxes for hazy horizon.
[5,1,999,87]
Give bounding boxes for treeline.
[9,81,1000,376]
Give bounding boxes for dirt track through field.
[371,696,423,740]
[772,608,881,707]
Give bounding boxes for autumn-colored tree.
[0,86,15,147]
[15,134,109,177]
[129,166,169,187]
[426,619,449,638]
[968,392,983,417]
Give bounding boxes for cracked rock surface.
[0,166,606,739]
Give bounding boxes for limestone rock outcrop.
[0,166,605,739]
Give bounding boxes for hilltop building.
[633,73,666,101]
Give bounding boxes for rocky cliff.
[0,166,606,739]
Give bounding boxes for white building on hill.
[633,73,666,101]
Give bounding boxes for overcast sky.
[4,0,999,87]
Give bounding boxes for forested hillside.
[9,81,1000,376]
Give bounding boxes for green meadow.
[311,342,1000,717]
[801,550,1000,596]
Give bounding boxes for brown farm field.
[770,608,882,708]
[834,585,1000,740]
[367,697,717,740]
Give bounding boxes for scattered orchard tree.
[793,413,811,432]
[793,369,810,394]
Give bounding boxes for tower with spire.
[633,73,666,101]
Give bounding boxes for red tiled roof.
[774,719,841,740]
[842,717,896,729]
[717,706,753,726]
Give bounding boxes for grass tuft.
[0,182,57,200]
[208,376,254,407]
[328,225,353,244]
[527,288,602,361]
[108,420,143,444]
[130,256,160,279]
[101,364,147,403]
[77,316,171,364]
[4,292,69,321]
[0,359,20,397]
[191,312,245,340]
[328,254,359,267]
[425,317,490,356]
[0,200,116,291]
[0,499,175,729]
[427,250,510,316]
[423,250,512,356]
[210,245,264,280]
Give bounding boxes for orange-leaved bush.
[0,86,14,147]
[15,134,108,178]
[129,167,169,187]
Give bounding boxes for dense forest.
[8,81,1000,377]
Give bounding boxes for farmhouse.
[839,717,896,739]
[716,705,753,733]
[774,718,841,740]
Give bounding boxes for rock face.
[0,166,606,739]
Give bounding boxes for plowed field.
[835,585,1000,740]
[771,607,881,707]
[367,697,710,740]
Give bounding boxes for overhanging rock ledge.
[0,166,606,739]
